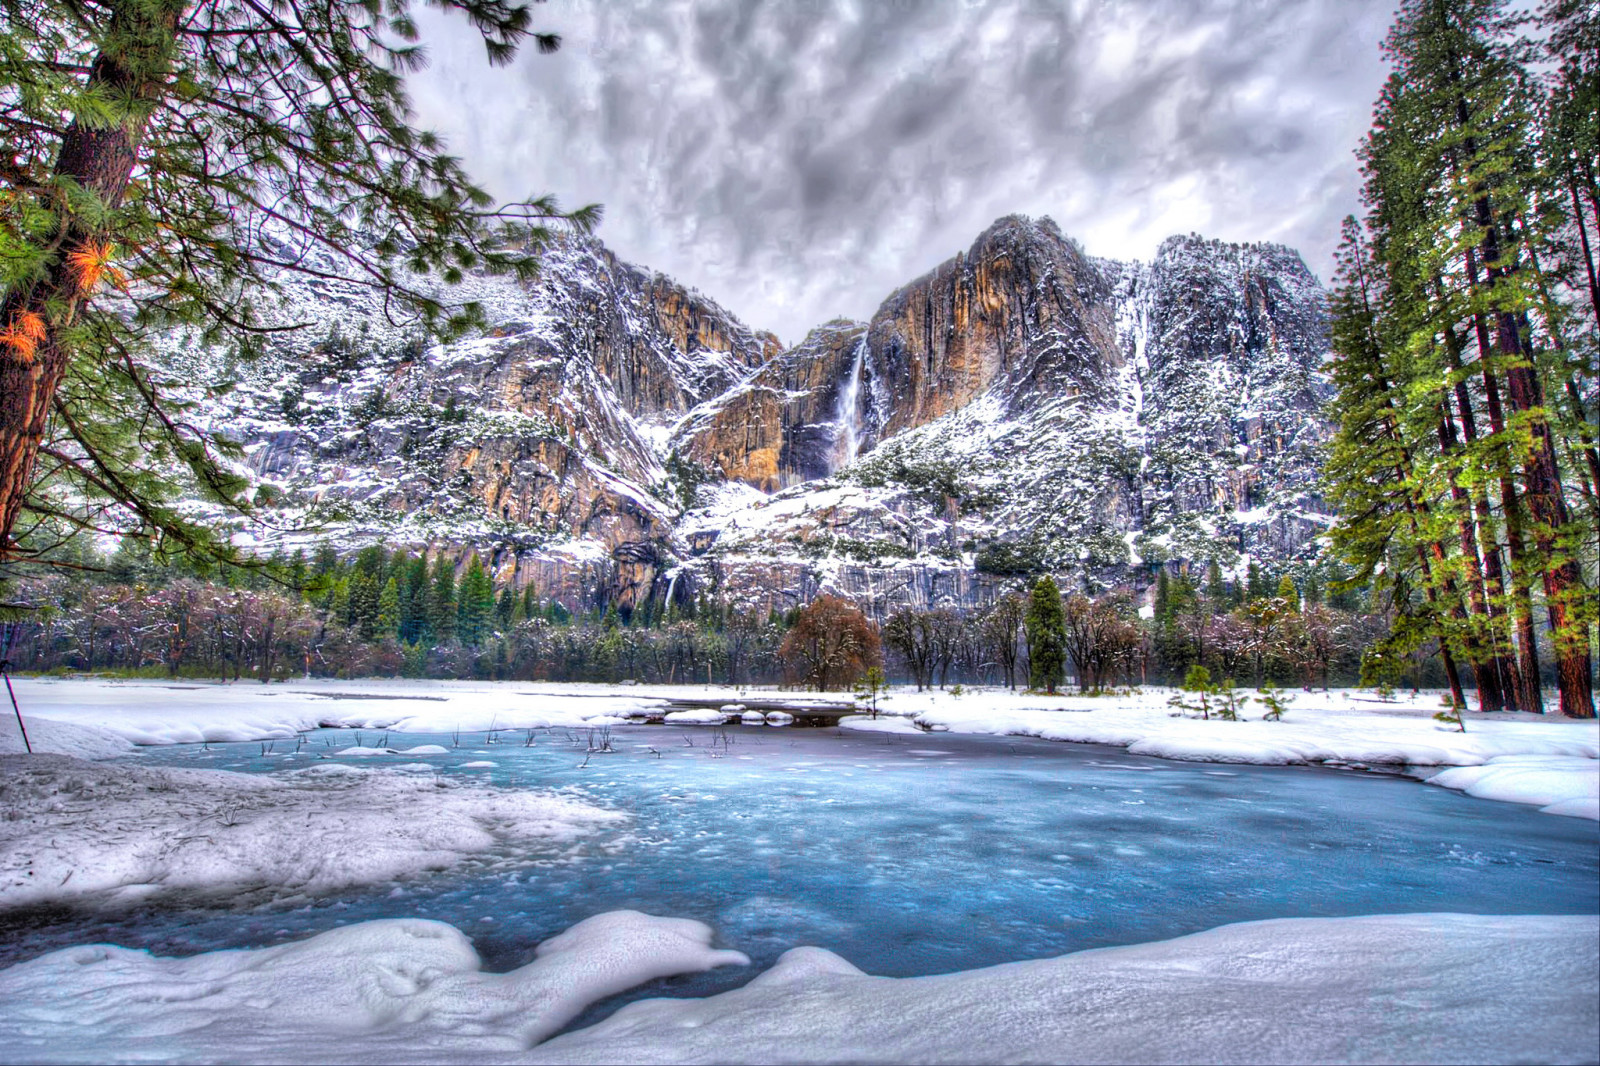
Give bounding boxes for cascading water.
[831,339,868,472]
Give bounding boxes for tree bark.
[1439,322,1524,709]
[0,1,183,560]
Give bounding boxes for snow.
[1427,755,1600,820]
[892,687,1599,818]
[0,911,749,1065]
[7,678,1597,818]
[0,754,625,910]
[664,709,731,725]
[0,713,133,760]
[0,912,1590,1065]
[837,714,924,735]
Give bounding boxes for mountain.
[188,215,1332,617]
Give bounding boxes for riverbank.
[3,677,1595,818]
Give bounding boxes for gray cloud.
[408,0,1396,343]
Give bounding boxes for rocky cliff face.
[192,214,1331,618]
[864,215,1123,442]
[675,320,867,491]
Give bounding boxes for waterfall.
[832,339,867,472]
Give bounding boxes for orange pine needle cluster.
[66,240,123,294]
[0,310,47,363]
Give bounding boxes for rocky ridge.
[191,215,1333,617]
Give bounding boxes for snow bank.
[1427,754,1600,820]
[536,914,1597,1066]
[0,912,1590,1064]
[9,678,1597,818]
[837,714,923,735]
[0,755,624,910]
[2,678,670,747]
[899,687,1599,818]
[664,709,730,725]
[5,678,878,748]
[0,713,133,759]
[0,911,748,1065]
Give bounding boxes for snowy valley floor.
[6,676,1596,818]
[0,677,1595,1064]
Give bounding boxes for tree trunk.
[0,1,184,560]
[1436,403,1505,710]
[1440,330,1524,709]
[1461,164,1594,716]
[1465,258,1545,714]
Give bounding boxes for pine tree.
[399,554,429,643]
[1329,0,1594,715]
[1276,575,1300,612]
[348,571,379,640]
[456,556,494,646]
[1245,563,1269,603]
[1024,576,1067,694]
[0,0,594,568]
[1205,560,1228,611]
[376,578,400,640]
[428,555,457,644]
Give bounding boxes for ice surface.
[837,714,923,734]
[0,754,625,910]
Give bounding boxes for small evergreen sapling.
[1433,694,1466,733]
[855,666,887,719]
[1214,678,1249,721]
[1168,664,1214,719]
[1258,681,1291,722]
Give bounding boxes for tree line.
[4,536,1403,693]
[1324,0,1597,717]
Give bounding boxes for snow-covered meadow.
[0,676,1595,1064]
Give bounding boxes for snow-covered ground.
[0,909,1591,1065]
[0,678,1595,1064]
[0,753,624,910]
[6,677,1595,818]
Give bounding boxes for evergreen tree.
[348,570,380,639]
[376,578,400,640]
[0,0,593,567]
[1325,0,1595,715]
[399,554,429,644]
[456,556,494,646]
[1276,575,1300,612]
[496,587,515,630]
[1024,576,1067,694]
[428,555,457,644]
[1245,562,1269,603]
[1205,560,1228,611]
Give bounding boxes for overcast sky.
[409,0,1398,344]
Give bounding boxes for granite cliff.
[193,215,1332,617]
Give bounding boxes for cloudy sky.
[410,0,1398,344]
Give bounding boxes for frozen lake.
[3,722,1596,1032]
